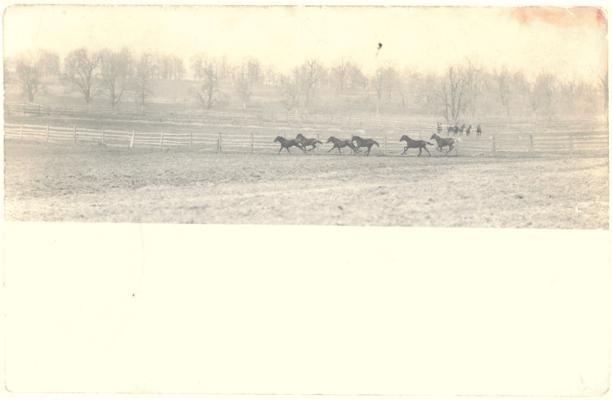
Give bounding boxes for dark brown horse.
[430,133,456,154]
[400,135,432,156]
[295,133,322,151]
[274,136,305,153]
[351,135,379,156]
[326,136,359,154]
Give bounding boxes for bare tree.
[134,52,157,112]
[601,74,608,112]
[413,73,440,115]
[15,56,42,102]
[372,66,397,114]
[99,48,133,108]
[496,67,512,116]
[262,65,279,87]
[384,67,400,102]
[346,63,368,90]
[63,48,101,105]
[437,63,481,124]
[296,59,324,109]
[36,50,60,79]
[246,59,261,85]
[463,63,483,119]
[191,54,210,81]
[529,73,556,117]
[142,54,182,80]
[395,70,411,110]
[172,57,185,80]
[279,71,300,115]
[331,61,349,95]
[373,68,385,115]
[195,59,219,109]
[233,63,252,109]
[4,57,13,83]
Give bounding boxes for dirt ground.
[4,141,609,228]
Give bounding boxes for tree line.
[5,48,608,122]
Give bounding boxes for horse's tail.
[426,141,434,146]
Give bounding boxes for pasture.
[4,141,608,228]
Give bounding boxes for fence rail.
[3,122,609,157]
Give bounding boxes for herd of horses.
[273,131,457,156]
[438,122,482,136]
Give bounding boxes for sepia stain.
[510,6,607,32]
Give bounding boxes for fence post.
[218,133,223,153]
[46,125,50,142]
[529,134,533,152]
[101,128,105,145]
[130,130,135,149]
[159,131,164,149]
[383,135,387,155]
[491,135,496,154]
[73,126,77,143]
[250,132,254,153]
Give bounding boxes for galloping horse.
[295,133,322,151]
[326,136,359,154]
[400,135,432,156]
[466,125,472,136]
[351,135,379,156]
[430,133,456,154]
[274,136,305,153]
[476,124,482,136]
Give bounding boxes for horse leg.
[401,146,407,155]
[425,147,431,156]
[328,145,334,153]
[418,147,422,157]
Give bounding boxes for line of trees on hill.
[4,48,608,123]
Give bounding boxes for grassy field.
[4,141,608,228]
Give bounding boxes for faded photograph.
[3,5,609,227]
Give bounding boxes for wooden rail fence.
[3,122,609,157]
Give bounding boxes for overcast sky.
[3,5,608,83]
